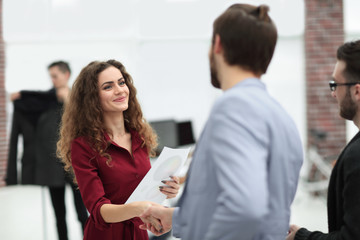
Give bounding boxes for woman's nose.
[114,84,122,94]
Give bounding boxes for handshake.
[134,176,180,236]
[139,204,175,236]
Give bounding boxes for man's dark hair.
[212,4,277,75]
[337,40,360,83]
[48,61,71,74]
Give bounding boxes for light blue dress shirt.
[172,78,303,240]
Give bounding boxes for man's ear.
[65,71,71,80]
[213,34,223,54]
[353,84,360,102]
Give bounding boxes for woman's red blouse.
[71,130,151,240]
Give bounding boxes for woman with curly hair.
[57,60,179,239]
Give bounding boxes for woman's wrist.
[128,201,152,217]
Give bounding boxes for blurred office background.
[0,0,359,239]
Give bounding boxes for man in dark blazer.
[9,61,87,240]
[287,40,360,240]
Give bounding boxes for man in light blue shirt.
[140,3,303,240]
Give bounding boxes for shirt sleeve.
[71,138,112,230]
[204,97,269,240]
[172,207,181,238]
[295,228,339,240]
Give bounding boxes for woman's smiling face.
[98,66,130,114]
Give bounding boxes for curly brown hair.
[57,60,158,177]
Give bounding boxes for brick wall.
[0,0,6,187]
[305,0,345,157]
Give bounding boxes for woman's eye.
[103,85,112,90]
[119,81,126,86]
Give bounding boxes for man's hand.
[286,224,300,240]
[139,206,174,236]
[10,92,21,101]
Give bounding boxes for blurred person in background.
[57,60,180,240]
[287,40,360,240]
[140,3,303,240]
[10,61,88,240]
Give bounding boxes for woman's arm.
[100,201,156,223]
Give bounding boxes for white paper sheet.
[125,147,191,205]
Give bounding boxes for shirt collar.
[233,77,265,89]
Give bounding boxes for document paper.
[125,147,191,205]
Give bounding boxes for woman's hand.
[159,176,180,199]
[10,92,21,101]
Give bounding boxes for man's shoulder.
[341,133,360,171]
[215,84,264,111]
[213,81,283,120]
[343,133,360,156]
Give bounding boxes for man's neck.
[219,64,259,91]
[352,112,360,130]
[55,85,69,90]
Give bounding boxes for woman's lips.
[113,97,126,102]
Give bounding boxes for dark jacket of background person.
[34,94,67,186]
[295,132,360,240]
[5,104,40,185]
[5,89,66,186]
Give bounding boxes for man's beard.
[340,89,357,120]
[210,50,221,89]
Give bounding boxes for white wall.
[4,0,360,141]
[3,0,309,140]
